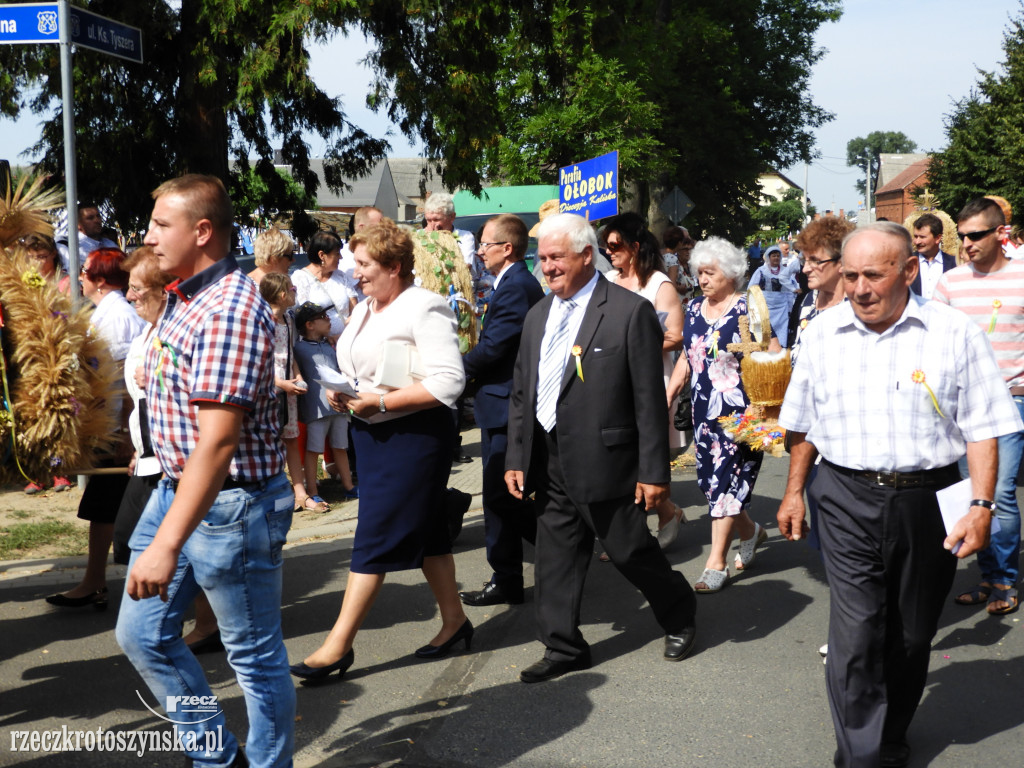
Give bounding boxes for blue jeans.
[978,396,1024,587]
[116,474,295,768]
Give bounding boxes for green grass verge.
[0,521,89,559]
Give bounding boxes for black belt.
[821,459,959,489]
[167,475,257,492]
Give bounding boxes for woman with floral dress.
[668,237,772,592]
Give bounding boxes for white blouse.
[292,268,356,337]
[336,286,466,423]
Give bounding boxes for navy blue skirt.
[350,406,455,573]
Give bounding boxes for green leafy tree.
[0,0,387,228]
[360,0,841,240]
[929,3,1024,221]
[846,131,918,208]
[752,188,813,239]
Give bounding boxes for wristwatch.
[971,499,997,513]
[378,394,387,413]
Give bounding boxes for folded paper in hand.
[315,364,358,397]
[373,341,425,390]
[935,477,1001,555]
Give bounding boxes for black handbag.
[673,378,693,432]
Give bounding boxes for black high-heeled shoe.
[289,649,354,683]
[187,630,225,655]
[45,586,108,612]
[414,619,474,659]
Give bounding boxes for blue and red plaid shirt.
[145,255,283,482]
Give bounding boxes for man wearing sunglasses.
[934,197,1024,617]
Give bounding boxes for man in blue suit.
[911,213,957,299]
[460,214,545,606]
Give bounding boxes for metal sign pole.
[58,0,81,303]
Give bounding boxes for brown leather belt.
[821,459,959,489]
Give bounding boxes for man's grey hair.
[537,213,599,256]
[424,192,455,217]
[689,237,748,283]
[842,221,913,270]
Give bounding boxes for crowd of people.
[22,176,1023,768]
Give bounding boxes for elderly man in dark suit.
[505,212,697,683]
[460,214,545,607]
[910,213,956,299]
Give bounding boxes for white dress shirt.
[916,251,945,299]
[780,293,1022,471]
[537,270,599,407]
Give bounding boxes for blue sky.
[1,1,1019,217]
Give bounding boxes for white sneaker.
[819,643,828,664]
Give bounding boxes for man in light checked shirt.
[775,221,1023,768]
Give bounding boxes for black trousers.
[480,425,536,593]
[533,424,696,661]
[811,463,958,768]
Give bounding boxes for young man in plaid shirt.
[116,175,294,768]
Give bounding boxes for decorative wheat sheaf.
[411,228,478,354]
[0,175,119,483]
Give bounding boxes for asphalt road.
[1,448,1021,768]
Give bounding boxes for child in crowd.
[293,301,358,508]
[260,274,321,511]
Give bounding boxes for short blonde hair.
[253,227,293,267]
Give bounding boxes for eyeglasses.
[604,240,630,253]
[128,283,149,295]
[477,241,509,250]
[805,256,840,268]
[957,226,998,242]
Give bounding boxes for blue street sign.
[559,151,619,221]
[69,6,142,63]
[0,3,59,45]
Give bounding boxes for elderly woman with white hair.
[667,237,773,593]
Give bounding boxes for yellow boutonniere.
[571,345,584,382]
[911,369,945,418]
[988,299,1002,334]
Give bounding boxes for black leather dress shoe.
[520,652,592,683]
[460,581,524,606]
[664,626,697,661]
[880,741,910,768]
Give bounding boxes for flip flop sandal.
[303,495,331,513]
[986,586,1019,615]
[953,583,993,606]
[734,523,768,570]
[694,567,730,593]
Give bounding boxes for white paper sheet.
[936,477,1000,555]
[314,364,358,397]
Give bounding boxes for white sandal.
[694,567,730,593]
[656,505,687,550]
[735,523,768,570]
